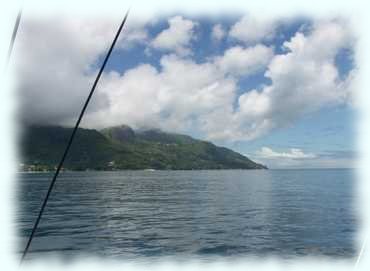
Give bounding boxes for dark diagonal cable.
[4,5,22,72]
[20,8,130,263]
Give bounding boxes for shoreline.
[16,167,357,174]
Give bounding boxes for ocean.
[17,169,357,261]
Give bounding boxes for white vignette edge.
[0,0,369,270]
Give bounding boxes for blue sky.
[17,13,357,168]
[103,15,355,168]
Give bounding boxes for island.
[20,125,267,171]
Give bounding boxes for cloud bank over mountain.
[15,14,356,144]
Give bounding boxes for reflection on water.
[17,169,357,260]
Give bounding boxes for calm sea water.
[17,169,357,260]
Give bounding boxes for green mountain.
[20,125,267,171]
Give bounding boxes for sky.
[14,12,357,169]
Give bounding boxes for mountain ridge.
[20,125,267,171]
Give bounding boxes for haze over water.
[17,169,357,261]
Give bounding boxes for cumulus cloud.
[14,15,120,126]
[83,43,274,131]
[83,54,237,131]
[252,147,356,169]
[150,16,197,56]
[117,17,149,49]
[206,19,355,141]
[229,16,276,43]
[211,24,225,41]
[16,15,355,144]
[15,14,152,127]
[256,147,316,159]
[215,45,273,77]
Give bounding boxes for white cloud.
[150,16,197,56]
[211,24,225,41]
[205,19,355,141]
[117,17,149,49]
[252,147,356,169]
[83,54,236,131]
[229,16,276,43]
[15,15,120,126]
[16,16,355,144]
[15,15,152,127]
[256,147,316,159]
[215,45,273,77]
[83,43,274,131]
